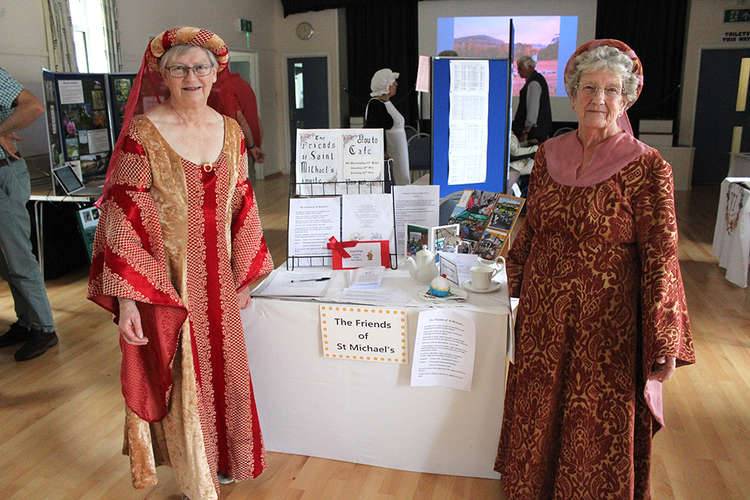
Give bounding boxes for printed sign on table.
[296,128,384,194]
[319,304,407,364]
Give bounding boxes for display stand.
[286,160,399,270]
[430,21,514,198]
[41,70,136,195]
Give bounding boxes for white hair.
[565,45,639,104]
[159,44,217,72]
[517,56,536,70]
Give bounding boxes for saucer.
[420,287,468,302]
[461,279,501,293]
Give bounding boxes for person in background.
[512,55,552,143]
[209,70,265,177]
[88,27,273,500]
[0,67,59,361]
[495,39,695,499]
[365,68,410,186]
[507,130,538,196]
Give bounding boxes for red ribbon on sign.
[327,236,356,259]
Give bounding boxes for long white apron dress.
[383,101,410,185]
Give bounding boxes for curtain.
[101,0,122,72]
[346,1,419,126]
[596,0,688,140]
[41,0,78,72]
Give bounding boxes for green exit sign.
[240,18,252,33]
[725,9,750,23]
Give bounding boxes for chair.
[404,125,418,141]
[553,126,575,137]
[408,132,431,183]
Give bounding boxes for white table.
[241,267,510,478]
[712,177,750,287]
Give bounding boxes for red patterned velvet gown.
[88,115,273,499]
[495,143,695,499]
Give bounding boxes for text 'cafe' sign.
[319,304,407,364]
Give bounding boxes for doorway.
[693,48,750,184]
[286,56,329,173]
[228,51,263,179]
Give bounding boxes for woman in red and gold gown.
[88,28,272,500]
[495,40,695,499]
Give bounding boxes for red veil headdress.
[97,27,231,205]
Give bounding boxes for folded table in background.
[712,177,750,287]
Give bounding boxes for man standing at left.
[0,67,58,361]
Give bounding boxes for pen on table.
[290,277,331,283]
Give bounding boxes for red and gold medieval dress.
[88,115,273,500]
[495,131,695,499]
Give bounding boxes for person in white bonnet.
[364,68,410,185]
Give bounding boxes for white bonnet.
[370,68,399,97]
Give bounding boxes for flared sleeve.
[506,145,544,297]
[230,136,274,291]
[87,120,187,423]
[633,152,696,428]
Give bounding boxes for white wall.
[272,8,342,174]
[418,0,598,122]
[117,1,340,176]
[0,1,50,155]
[679,0,750,146]
[0,0,342,175]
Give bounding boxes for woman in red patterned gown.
[88,28,272,500]
[495,40,695,499]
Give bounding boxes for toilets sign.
[319,304,408,364]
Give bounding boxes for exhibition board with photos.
[42,70,136,195]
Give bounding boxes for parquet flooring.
[0,177,747,499]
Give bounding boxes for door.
[228,51,260,109]
[693,48,750,184]
[287,57,329,168]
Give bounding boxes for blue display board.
[431,58,511,198]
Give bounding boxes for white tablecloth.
[241,267,509,478]
[712,177,750,287]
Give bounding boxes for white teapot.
[405,246,438,283]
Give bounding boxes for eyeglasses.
[165,64,214,78]
[576,84,623,99]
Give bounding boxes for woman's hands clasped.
[118,298,148,346]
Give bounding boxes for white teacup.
[470,265,498,290]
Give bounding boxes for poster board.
[108,73,137,141]
[42,70,113,193]
[431,58,511,198]
[431,20,514,199]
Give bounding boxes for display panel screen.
[437,16,578,97]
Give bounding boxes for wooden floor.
[1,176,748,499]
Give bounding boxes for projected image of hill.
[437,16,578,97]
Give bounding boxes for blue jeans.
[0,158,54,332]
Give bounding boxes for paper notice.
[288,197,341,257]
[58,80,85,104]
[410,308,476,391]
[416,55,431,92]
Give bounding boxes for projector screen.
[419,0,597,122]
[437,16,578,97]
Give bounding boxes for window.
[69,0,109,72]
